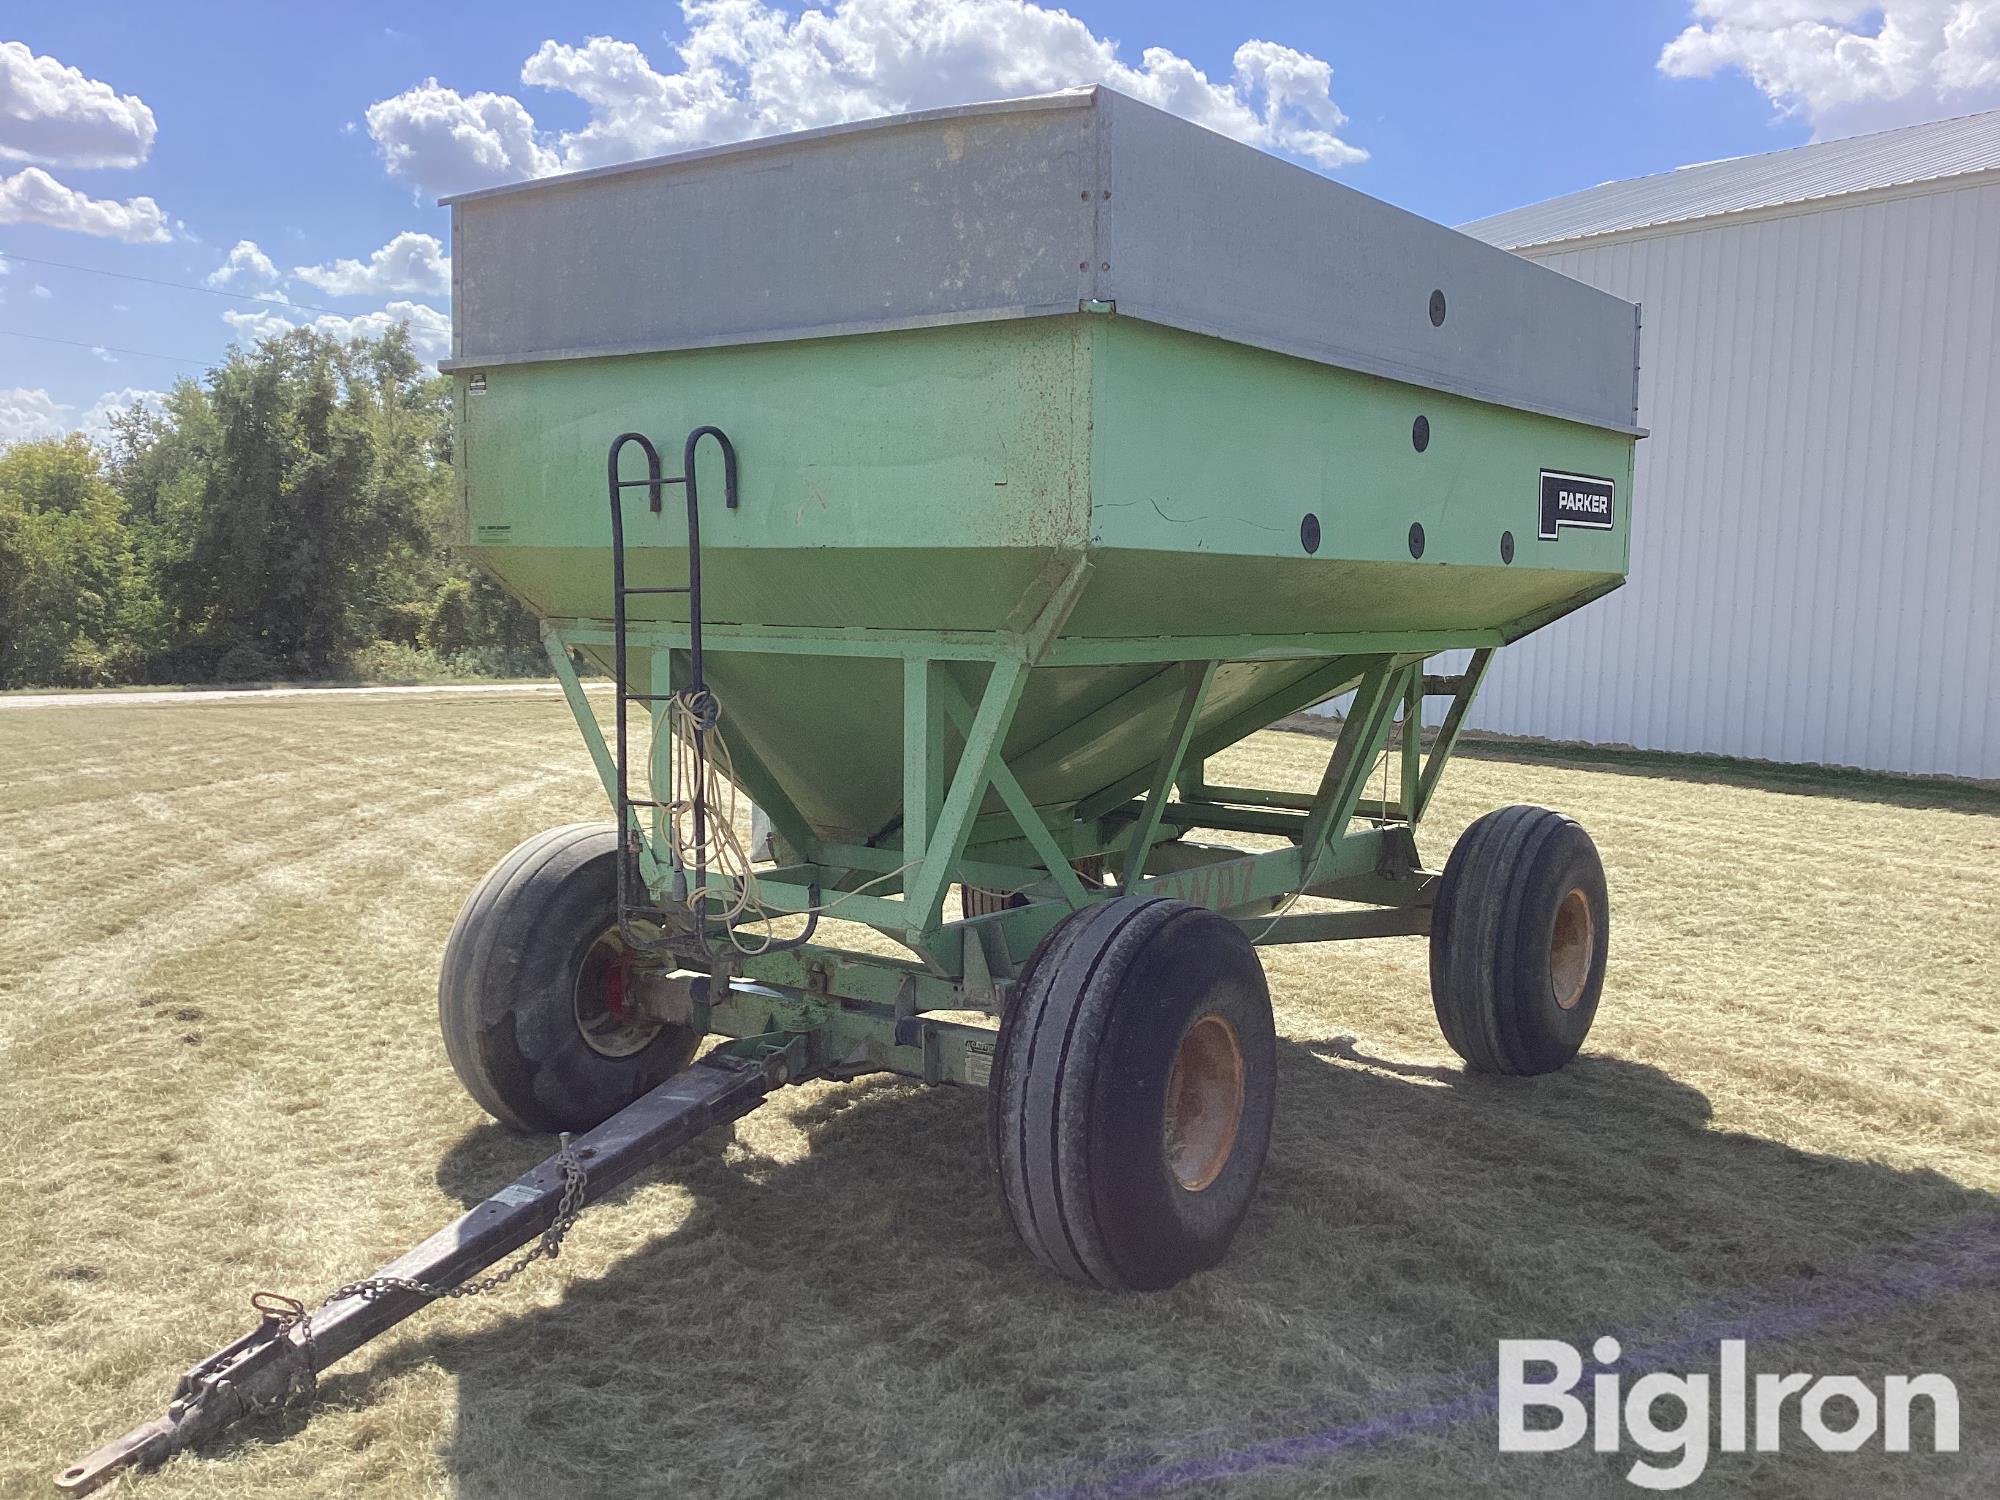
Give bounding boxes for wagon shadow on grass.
[288,1040,1998,1499]
[1453,739,2000,817]
[1273,716,2000,816]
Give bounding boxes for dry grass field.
[2,691,1996,1499]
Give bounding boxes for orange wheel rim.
[573,928,664,1058]
[1549,887,1594,1011]
[1163,1014,1246,1192]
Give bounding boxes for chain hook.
[246,1134,591,1414]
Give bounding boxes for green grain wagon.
[62,88,1640,1493]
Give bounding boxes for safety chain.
[248,1134,590,1411]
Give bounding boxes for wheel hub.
[573,931,666,1058]
[1163,1013,1246,1193]
[1549,886,1594,1011]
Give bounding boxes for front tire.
[990,897,1276,1290]
[438,823,703,1133]
[1429,805,1609,1075]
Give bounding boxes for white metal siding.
[1463,180,2000,779]
[1460,109,2000,251]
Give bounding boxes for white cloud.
[206,238,283,292]
[364,77,557,197]
[78,386,168,441]
[0,41,157,169]
[223,299,452,362]
[220,306,298,345]
[294,231,450,297]
[31,281,50,299]
[0,386,68,445]
[0,387,171,449]
[327,300,452,359]
[365,0,1363,199]
[0,166,171,242]
[1660,0,2000,135]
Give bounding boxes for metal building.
[1453,111,2000,780]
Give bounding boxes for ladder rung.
[624,798,667,808]
[623,693,678,702]
[621,585,690,595]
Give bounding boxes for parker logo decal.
[1539,470,1616,542]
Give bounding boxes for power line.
[0,249,343,316]
[0,328,211,368]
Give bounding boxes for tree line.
[0,324,540,691]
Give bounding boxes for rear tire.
[990,897,1276,1290]
[438,823,703,1133]
[1429,805,1609,1075]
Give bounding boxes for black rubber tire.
[989,897,1276,1290]
[1429,805,1609,1075]
[438,823,703,1133]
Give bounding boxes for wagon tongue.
[54,1054,780,1495]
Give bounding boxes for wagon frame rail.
[538,604,1495,1090]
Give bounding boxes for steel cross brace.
[1116,660,1216,885]
[933,666,1091,909]
[1297,659,1420,886]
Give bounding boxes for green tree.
[0,435,156,687]
[421,572,542,670]
[154,324,451,676]
[2,320,544,688]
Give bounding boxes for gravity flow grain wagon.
[60,87,1641,1492]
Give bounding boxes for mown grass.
[1,693,1995,1499]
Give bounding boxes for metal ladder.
[604,426,738,951]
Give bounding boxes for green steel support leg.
[1400,667,1422,826]
[903,657,945,879]
[1118,660,1216,885]
[1177,756,1208,799]
[903,657,1029,932]
[1414,648,1493,823]
[541,622,667,887]
[936,668,1089,908]
[1298,662,1406,883]
[541,622,621,815]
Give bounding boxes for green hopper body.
[460,311,1631,843]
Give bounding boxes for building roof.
[1460,108,2000,250]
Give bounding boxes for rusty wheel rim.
[1163,1014,1246,1192]
[573,929,664,1058]
[1549,887,1594,1011]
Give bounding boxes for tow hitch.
[56,1054,778,1495]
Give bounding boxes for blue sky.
[4,1,1996,443]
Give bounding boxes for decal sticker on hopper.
[1538,471,1616,541]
